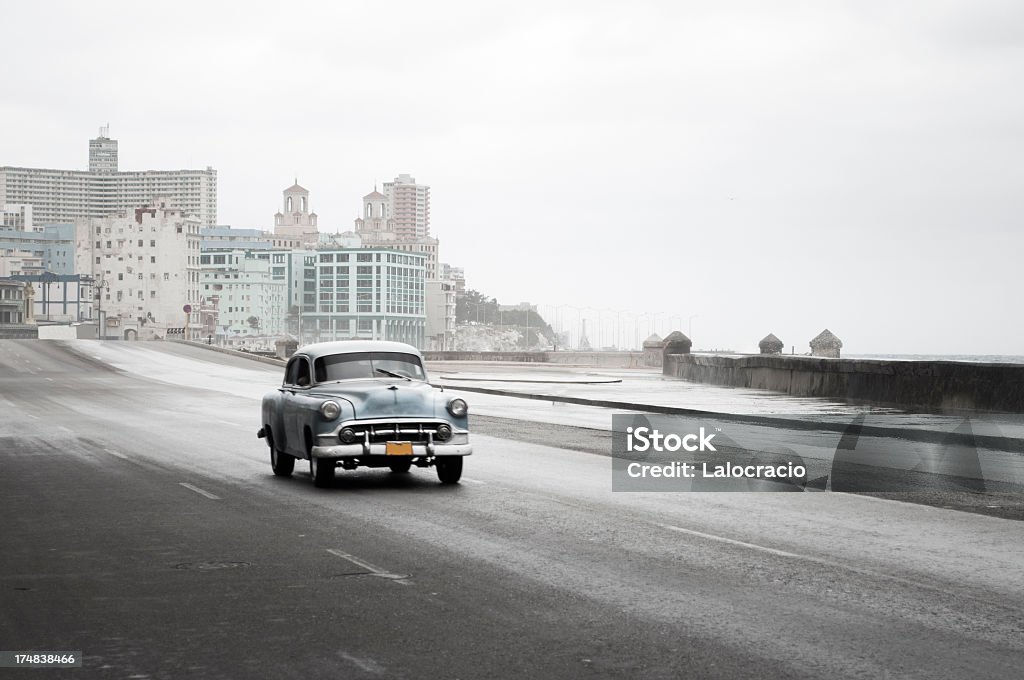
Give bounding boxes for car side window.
[294,357,310,386]
[285,357,310,387]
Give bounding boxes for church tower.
[273,179,319,246]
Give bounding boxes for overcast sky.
[3,1,1022,354]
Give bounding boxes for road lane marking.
[462,477,487,485]
[104,448,128,460]
[657,523,802,558]
[58,426,73,433]
[178,483,220,500]
[326,548,411,585]
[337,652,386,675]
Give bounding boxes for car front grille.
[346,422,446,445]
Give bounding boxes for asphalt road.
[1,340,1023,679]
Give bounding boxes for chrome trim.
[310,442,473,459]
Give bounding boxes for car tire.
[267,428,295,477]
[435,456,463,485]
[310,455,335,488]
[389,459,412,473]
[271,447,295,477]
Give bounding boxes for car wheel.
[271,446,295,477]
[310,455,335,488]
[435,456,463,485]
[389,459,412,474]
[267,428,295,477]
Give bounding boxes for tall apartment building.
[0,128,217,226]
[354,187,440,280]
[382,173,430,239]
[75,202,201,339]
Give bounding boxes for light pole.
[95,278,107,339]
[688,314,699,340]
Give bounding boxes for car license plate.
[386,441,413,456]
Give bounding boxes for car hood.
[311,379,438,419]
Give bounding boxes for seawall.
[663,353,1024,413]
[423,351,650,368]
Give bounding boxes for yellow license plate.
[386,441,413,456]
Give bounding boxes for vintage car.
[257,340,471,487]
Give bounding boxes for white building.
[271,248,427,347]
[75,202,201,340]
[0,128,217,226]
[2,204,34,231]
[425,279,457,350]
[200,249,286,347]
[0,248,44,277]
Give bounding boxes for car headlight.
[435,424,453,441]
[320,400,341,420]
[446,398,468,417]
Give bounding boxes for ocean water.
[847,354,1024,365]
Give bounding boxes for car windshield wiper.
[375,368,411,381]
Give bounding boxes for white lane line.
[461,477,487,485]
[58,426,73,433]
[178,483,221,500]
[657,523,803,559]
[326,548,411,585]
[46,378,54,382]
[337,652,386,675]
[25,413,39,420]
[104,448,128,460]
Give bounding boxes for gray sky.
[3,1,1022,354]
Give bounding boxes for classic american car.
[257,340,471,487]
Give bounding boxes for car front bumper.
[310,442,472,458]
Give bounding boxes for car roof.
[294,340,424,361]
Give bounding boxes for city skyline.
[2,1,1022,355]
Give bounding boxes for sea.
[847,354,1024,365]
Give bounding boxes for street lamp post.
[95,278,107,340]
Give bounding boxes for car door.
[282,355,312,456]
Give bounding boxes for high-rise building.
[88,126,118,173]
[0,128,218,226]
[354,186,439,280]
[382,173,430,239]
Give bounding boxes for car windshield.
[314,352,426,383]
